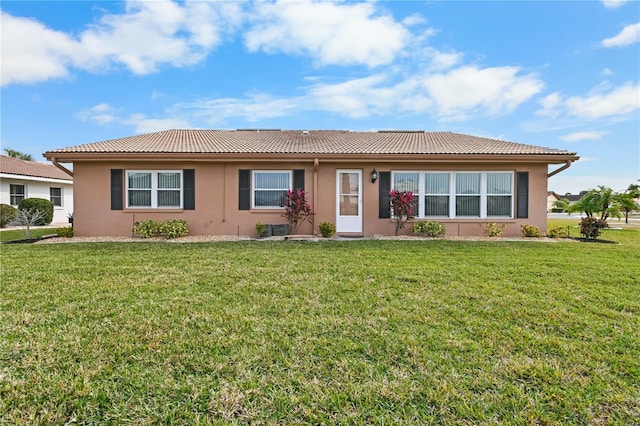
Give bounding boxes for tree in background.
[3,148,33,161]
[616,183,640,224]
[568,186,619,240]
[568,186,620,221]
[552,198,570,212]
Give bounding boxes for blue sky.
[1,0,638,194]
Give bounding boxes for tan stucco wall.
[72,161,549,237]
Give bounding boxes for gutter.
[50,157,74,177]
[547,160,574,178]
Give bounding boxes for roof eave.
[43,151,580,164]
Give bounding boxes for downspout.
[50,157,74,177]
[313,158,319,236]
[548,160,574,178]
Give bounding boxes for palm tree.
[3,148,33,161]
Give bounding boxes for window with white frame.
[10,184,25,206]
[486,172,513,217]
[50,187,62,207]
[425,173,450,217]
[253,171,291,208]
[455,173,481,217]
[126,170,182,208]
[391,171,514,219]
[392,172,419,215]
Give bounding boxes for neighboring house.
[0,155,74,223]
[43,129,579,237]
[547,191,561,212]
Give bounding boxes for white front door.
[336,170,362,233]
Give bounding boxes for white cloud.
[422,66,545,120]
[601,0,630,9]
[244,0,410,67]
[565,81,640,118]
[536,82,640,120]
[124,114,192,134]
[1,1,241,86]
[602,68,614,76]
[0,13,79,86]
[173,65,542,124]
[536,92,564,118]
[601,22,640,48]
[76,103,119,125]
[559,131,606,142]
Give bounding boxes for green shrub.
[547,225,569,238]
[520,224,541,237]
[18,198,53,225]
[56,227,74,238]
[159,219,188,239]
[256,223,268,238]
[0,204,17,228]
[318,221,336,238]
[482,222,506,237]
[132,219,160,238]
[579,217,608,240]
[411,221,446,237]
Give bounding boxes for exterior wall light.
[371,169,378,183]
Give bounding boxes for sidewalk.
[0,222,69,231]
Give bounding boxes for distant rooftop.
[0,155,72,181]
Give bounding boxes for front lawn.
[1,230,639,423]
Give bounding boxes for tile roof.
[44,129,577,157]
[0,155,73,181]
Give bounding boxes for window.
[389,171,514,219]
[50,187,62,207]
[486,173,512,217]
[253,171,291,208]
[391,172,419,217]
[455,173,481,217]
[10,184,25,206]
[425,173,450,216]
[126,170,182,208]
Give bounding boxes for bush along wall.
[18,198,54,225]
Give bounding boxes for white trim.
[0,173,72,184]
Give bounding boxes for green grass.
[0,227,58,242]
[1,227,639,424]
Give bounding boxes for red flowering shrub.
[282,189,313,234]
[389,189,414,236]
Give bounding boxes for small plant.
[547,225,569,238]
[132,219,160,238]
[159,219,188,239]
[520,224,541,237]
[255,222,268,238]
[411,221,446,237]
[578,217,608,240]
[10,208,45,239]
[389,189,415,236]
[482,222,506,237]
[18,198,54,225]
[283,189,314,234]
[319,221,336,238]
[56,227,74,238]
[0,204,17,228]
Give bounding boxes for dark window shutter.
[293,169,305,191]
[239,169,250,210]
[379,171,391,219]
[111,169,123,210]
[516,172,529,218]
[183,169,195,210]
